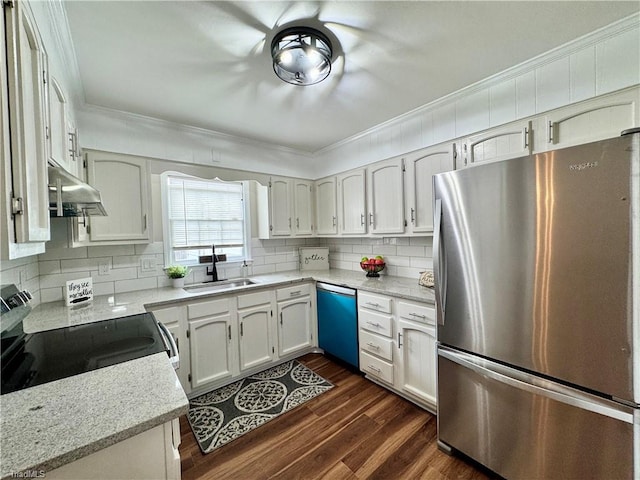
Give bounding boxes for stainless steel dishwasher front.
[316,282,359,369]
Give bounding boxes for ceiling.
[64,1,639,153]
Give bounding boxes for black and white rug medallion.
[187,360,333,453]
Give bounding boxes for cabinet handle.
[143,214,147,231]
[523,126,530,150]
[240,322,244,336]
[409,312,427,319]
[367,364,382,374]
[365,302,381,308]
[463,143,468,166]
[360,214,365,226]
[366,342,380,350]
[280,312,283,325]
[288,217,291,228]
[398,332,403,348]
[410,208,415,224]
[366,321,382,328]
[332,216,337,227]
[548,120,555,144]
[369,213,373,226]
[228,325,231,340]
[289,290,301,296]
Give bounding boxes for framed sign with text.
[65,277,94,306]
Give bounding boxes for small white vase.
[171,277,185,288]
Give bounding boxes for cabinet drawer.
[359,309,393,338]
[237,290,273,309]
[187,298,230,319]
[360,351,393,384]
[276,283,312,301]
[358,292,392,313]
[149,306,182,325]
[397,301,436,325]
[359,329,393,362]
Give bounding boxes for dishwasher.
[316,282,358,369]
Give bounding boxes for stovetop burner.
[1,288,168,395]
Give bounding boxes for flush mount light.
[271,27,333,86]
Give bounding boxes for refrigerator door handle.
[433,198,446,325]
[438,347,634,424]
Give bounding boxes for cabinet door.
[293,179,313,236]
[461,120,532,168]
[337,169,367,235]
[545,89,639,150]
[86,152,150,242]
[314,176,337,235]
[277,296,312,356]
[405,144,455,234]
[238,304,274,371]
[270,177,292,236]
[396,319,437,408]
[5,1,50,243]
[48,76,70,172]
[367,158,404,234]
[189,313,233,388]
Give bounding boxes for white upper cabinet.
[543,88,639,150]
[314,176,337,235]
[337,168,367,235]
[269,176,292,236]
[84,150,151,243]
[293,179,313,236]
[4,0,50,246]
[404,143,455,235]
[48,76,73,174]
[367,157,405,235]
[460,120,532,168]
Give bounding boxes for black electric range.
[0,285,171,395]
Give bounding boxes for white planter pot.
[171,277,185,288]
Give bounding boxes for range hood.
[48,166,107,217]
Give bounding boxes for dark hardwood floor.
[179,353,494,480]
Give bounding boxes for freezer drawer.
[437,347,635,480]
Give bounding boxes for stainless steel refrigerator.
[433,132,639,479]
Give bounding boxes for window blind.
[167,176,245,263]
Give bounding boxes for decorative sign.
[299,247,329,270]
[65,277,94,306]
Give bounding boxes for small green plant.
[165,265,189,279]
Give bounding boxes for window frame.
[161,172,251,268]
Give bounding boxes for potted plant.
[165,265,189,288]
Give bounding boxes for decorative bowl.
[360,261,385,277]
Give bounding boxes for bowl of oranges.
[360,256,385,277]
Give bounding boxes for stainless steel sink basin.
[183,278,256,293]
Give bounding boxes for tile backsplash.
[3,236,433,305]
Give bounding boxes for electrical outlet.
[98,262,110,276]
[141,258,155,272]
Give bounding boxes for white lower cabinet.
[187,298,234,388]
[150,283,318,398]
[357,291,437,411]
[276,284,315,357]
[238,290,276,372]
[47,420,180,480]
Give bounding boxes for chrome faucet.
[206,244,219,282]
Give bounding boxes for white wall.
[312,14,640,177]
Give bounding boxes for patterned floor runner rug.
[187,360,333,454]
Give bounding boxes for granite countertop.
[3,269,433,478]
[0,353,187,479]
[24,269,434,333]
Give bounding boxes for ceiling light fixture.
[271,27,333,86]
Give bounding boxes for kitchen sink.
[183,278,257,293]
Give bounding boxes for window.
[162,173,250,266]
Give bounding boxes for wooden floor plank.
[179,353,492,480]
